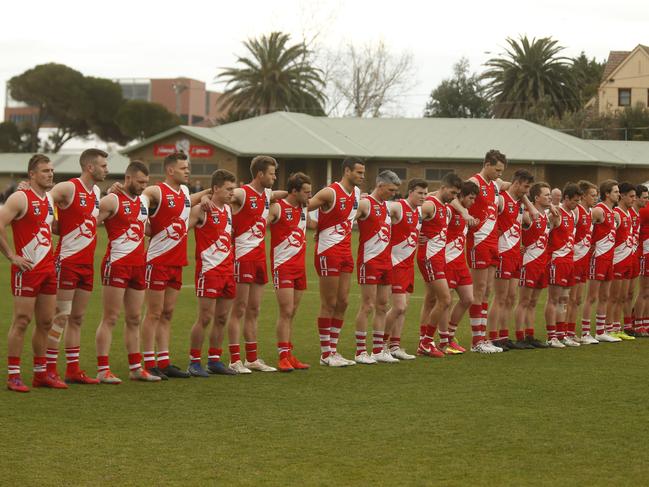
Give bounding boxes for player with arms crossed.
[94,161,160,383]
[308,158,365,367]
[269,172,312,372]
[0,155,65,392]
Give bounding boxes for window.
[189,162,216,175]
[378,167,407,180]
[149,162,162,174]
[425,168,454,181]
[618,88,631,107]
[191,115,204,125]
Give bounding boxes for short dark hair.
[407,178,428,193]
[618,182,636,195]
[636,184,648,196]
[211,169,236,189]
[599,179,619,201]
[126,160,149,176]
[287,172,311,193]
[27,153,51,173]
[460,181,479,197]
[250,155,278,178]
[562,182,583,200]
[484,149,507,166]
[164,151,188,169]
[577,180,597,194]
[440,172,463,189]
[512,169,534,184]
[342,157,364,173]
[79,148,108,169]
[530,182,550,202]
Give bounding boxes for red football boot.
[7,376,30,393]
[288,354,310,369]
[65,369,100,385]
[33,373,68,389]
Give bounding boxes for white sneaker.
[547,337,566,348]
[97,369,122,384]
[390,348,416,360]
[596,333,622,343]
[322,354,347,367]
[372,349,399,363]
[229,360,252,374]
[244,359,277,372]
[332,352,356,366]
[355,351,377,364]
[471,342,497,354]
[484,340,503,353]
[579,334,599,345]
[562,336,581,347]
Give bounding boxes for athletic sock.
[633,317,643,332]
[97,355,110,374]
[470,304,482,345]
[498,329,509,340]
[567,322,576,338]
[355,331,367,356]
[448,322,458,339]
[207,348,222,363]
[372,331,384,355]
[516,330,525,341]
[382,332,390,345]
[488,330,498,341]
[128,353,142,371]
[8,356,20,378]
[624,316,633,332]
[244,342,257,363]
[481,302,489,340]
[595,314,606,335]
[33,356,47,381]
[65,346,80,375]
[525,327,535,338]
[46,347,58,373]
[546,324,557,341]
[581,318,591,337]
[389,336,400,352]
[143,351,156,370]
[317,317,331,359]
[189,349,201,364]
[419,324,427,341]
[277,342,290,360]
[424,324,437,345]
[556,322,566,340]
[439,331,450,348]
[229,344,241,363]
[156,350,169,370]
[330,318,344,354]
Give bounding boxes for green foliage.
[116,100,182,140]
[483,36,580,119]
[570,52,605,105]
[217,31,327,120]
[0,121,27,152]
[424,58,491,118]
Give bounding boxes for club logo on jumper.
[124,222,144,242]
[287,230,304,248]
[164,217,185,241]
[377,224,390,243]
[166,195,176,208]
[249,220,266,239]
[406,231,418,248]
[250,199,258,209]
[124,204,132,215]
[285,210,293,221]
[75,217,96,240]
[373,205,382,216]
[33,204,41,216]
[339,197,347,210]
[507,202,515,213]
[406,211,413,224]
[34,223,51,249]
[79,193,87,207]
[213,235,230,253]
[211,212,220,224]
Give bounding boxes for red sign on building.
[153,144,214,158]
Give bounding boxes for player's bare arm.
[229,187,246,213]
[270,190,288,203]
[591,205,605,224]
[0,192,32,271]
[388,200,402,224]
[307,187,334,212]
[268,201,281,224]
[142,185,162,209]
[355,198,371,220]
[48,180,75,208]
[96,194,118,226]
[187,204,205,229]
[522,195,540,220]
[189,188,213,207]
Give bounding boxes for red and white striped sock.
[33,356,47,380]
[623,316,633,332]
[546,324,557,341]
[143,350,156,370]
[355,331,367,356]
[97,355,110,373]
[469,304,482,345]
[277,342,290,360]
[419,325,427,342]
[448,322,458,339]
[207,348,222,363]
[317,317,331,359]
[481,302,489,339]
[424,324,437,345]
[189,349,201,364]
[229,344,241,363]
[633,317,643,332]
[439,331,450,348]
[156,350,170,370]
[581,319,592,337]
[128,353,142,371]
[556,322,566,340]
[372,331,384,354]
[389,336,400,351]
[8,356,20,377]
[595,314,606,335]
[382,332,390,346]
[643,317,649,333]
[46,347,58,373]
[567,323,576,338]
[245,342,257,363]
[65,346,80,375]
[330,318,344,354]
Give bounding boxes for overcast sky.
[2,0,648,118]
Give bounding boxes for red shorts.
[145,264,183,291]
[12,267,57,297]
[613,260,634,280]
[196,272,236,299]
[102,262,145,290]
[589,256,613,281]
[234,259,268,285]
[467,242,498,270]
[641,255,649,278]
[272,266,307,290]
[573,257,591,284]
[56,262,94,291]
[417,255,446,283]
[315,251,354,277]
[495,252,521,280]
[391,266,414,294]
[358,262,391,285]
[519,263,548,289]
[446,264,472,289]
[548,261,575,287]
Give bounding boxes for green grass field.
[2,231,649,486]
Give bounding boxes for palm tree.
[217,32,326,120]
[482,36,579,119]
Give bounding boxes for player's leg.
[515,285,530,342]
[430,278,453,354]
[615,278,634,340]
[355,284,377,363]
[142,288,165,375]
[32,293,66,389]
[154,286,188,377]
[448,284,472,352]
[330,271,353,364]
[317,275,339,364]
[636,276,649,335]
[243,282,275,371]
[286,289,309,369]
[63,288,97,384]
[469,267,488,345]
[385,292,414,359]
[228,282,249,369]
[490,277,508,346]
[607,279,622,335]
[187,296,216,377]
[95,285,126,383]
[122,287,156,381]
[45,287,74,378]
[207,297,237,375]
[371,285,396,363]
[556,287,578,346]
[596,279,619,342]
[276,286,296,371]
[418,281,441,356]
[7,296,36,391]
[624,278,636,334]
[544,285,564,347]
